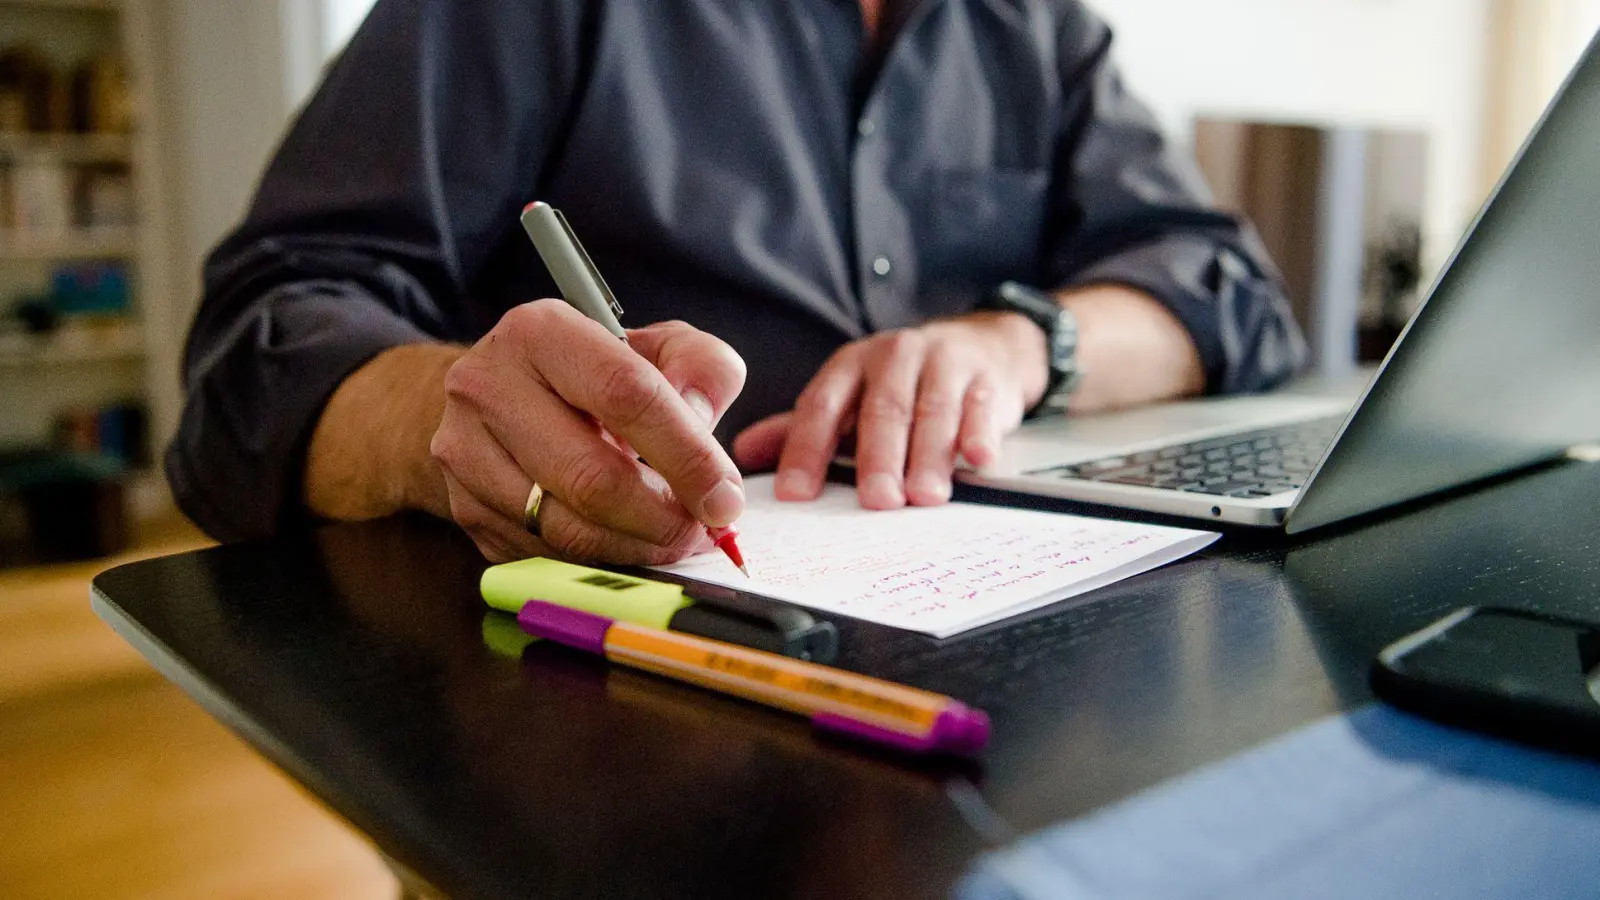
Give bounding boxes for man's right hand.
[429,300,747,564]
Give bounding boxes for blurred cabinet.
[1195,121,1428,374]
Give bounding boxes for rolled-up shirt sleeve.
[167,0,588,541]
[1044,8,1307,394]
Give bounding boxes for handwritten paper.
[653,475,1219,638]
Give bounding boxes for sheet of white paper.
[653,475,1219,638]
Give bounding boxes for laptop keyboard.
[1025,416,1344,499]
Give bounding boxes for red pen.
[706,525,749,577]
[521,201,752,578]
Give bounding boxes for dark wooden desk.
[94,460,1600,900]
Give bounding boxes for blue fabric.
[960,706,1600,900]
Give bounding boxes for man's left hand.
[732,311,1048,509]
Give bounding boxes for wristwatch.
[978,281,1082,417]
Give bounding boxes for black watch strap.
[979,281,1082,417]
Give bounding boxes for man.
[170,0,1304,566]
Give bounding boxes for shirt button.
[871,256,892,277]
[857,117,876,138]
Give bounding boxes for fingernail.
[683,389,716,428]
[700,478,745,526]
[776,468,817,500]
[861,473,905,508]
[909,471,952,504]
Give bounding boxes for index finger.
[531,306,745,528]
[775,352,862,501]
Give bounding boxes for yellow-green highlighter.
[481,557,838,662]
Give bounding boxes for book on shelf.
[0,42,134,241]
[54,401,147,469]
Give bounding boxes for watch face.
[1050,320,1075,362]
[1043,308,1081,411]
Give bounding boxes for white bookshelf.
[0,130,131,162]
[0,1,120,12]
[0,319,141,366]
[0,228,136,260]
[0,0,173,520]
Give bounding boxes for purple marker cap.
[517,600,613,654]
[517,598,991,756]
[813,703,991,757]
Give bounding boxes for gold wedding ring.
[523,482,545,536]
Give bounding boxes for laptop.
[966,34,1600,534]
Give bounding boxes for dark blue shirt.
[170,0,1306,541]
